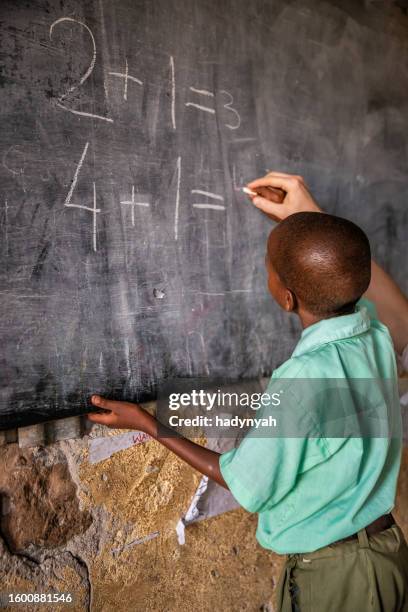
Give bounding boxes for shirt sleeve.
[220,432,332,514]
[219,386,335,514]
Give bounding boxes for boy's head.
[266,212,371,318]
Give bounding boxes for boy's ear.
[284,289,297,312]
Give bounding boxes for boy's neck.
[299,311,324,329]
[298,306,356,329]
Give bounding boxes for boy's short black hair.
[268,212,371,316]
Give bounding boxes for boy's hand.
[87,395,153,432]
[246,171,321,221]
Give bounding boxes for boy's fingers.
[91,395,127,411]
[87,411,113,424]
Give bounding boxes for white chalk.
[242,187,258,196]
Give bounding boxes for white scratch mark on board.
[123,57,129,100]
[232,137,257,143]
[186,331,210,376]
[232,164,238,190]
[123,338,132,378]
[4,200,8,264]
[187,289,251,296]
[170,55,176,130]
[0,292,55,298]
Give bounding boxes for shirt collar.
[291,302,371,358]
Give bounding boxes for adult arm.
[365,261,408,354]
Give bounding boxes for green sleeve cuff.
[219,449,265,514]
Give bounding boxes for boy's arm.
[87,395,229,489]
[246,171,408,354]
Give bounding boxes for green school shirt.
[219,299,402,554]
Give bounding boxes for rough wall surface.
[1,429,407,612]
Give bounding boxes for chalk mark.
[50,17,113,123]
[120,185,150,227]
[186,289,251,296]
[192,203,225,211]
[64,141,89,207]
[232,164,239,190]
[186,331,210,376]
[4,199,8,251]
[189,87,214,97]
[92,182,98,251]
[191,189,224,201]
[170,56,176,129]
[108,57,143,100]
[55,102,114,123]
[63,142,101,251]
[220,90,241,130]
[185,102,216,114]
[175,156,181,241]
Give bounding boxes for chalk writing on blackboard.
[191,190,225,211]
[108,57,143,101]
[185,87,241,129]
[49,17,243,136]
[169,55,176,130]
[49,17,114,123]
[220,90,241,130]
[120,186,150,227]
[185,87,215,114]
[63,141,101,251]
[174,156,182,241]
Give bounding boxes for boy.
[88,173,408,611]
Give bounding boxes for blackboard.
[1,0,408,430]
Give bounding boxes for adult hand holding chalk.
[244,171,321,222]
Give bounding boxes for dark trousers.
[276,525,408,611]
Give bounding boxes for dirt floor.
[1,429,407,612]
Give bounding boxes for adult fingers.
[255,186,286,203]
[252,196,286,219]
[247,175,300,192]
[265,171,305,184]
